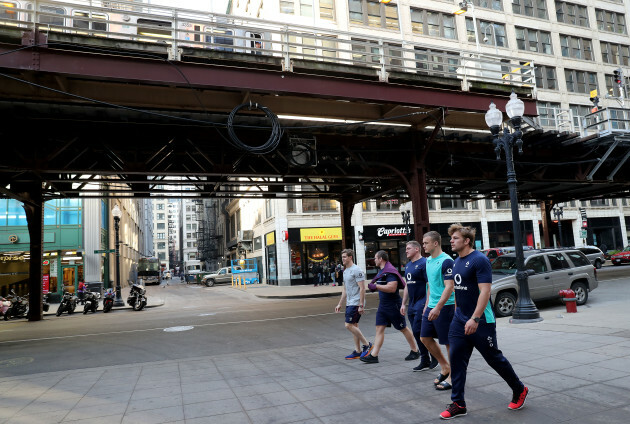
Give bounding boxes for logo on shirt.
[487,336,494,347]
[446,268,452,274]
[453,274,467,290]
[465,261,470,267]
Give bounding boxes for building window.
[559,35,593,60]
[287,198,297,213]
[515,27,552,54]
[158,252,166,260]
[534,65,557,90]
[569,104,592,129]
[156,203,164,210]
[466,19,507,48]
[415,48,460,77]
[596,9,626,34]
[512,0,548,19]
[157,242,166,249]
[348,0,399,30]
[156,223,165,230]
[410,8,456,39]
[440,196,467,210]
[564,69,598,94]
[352,39,401,66]
[601,41,630,66]
[265,199,273,219]
[471,0,502,11]
[280,0,294,14]
[555,1,589,27]
[320,0,334,20]
[157,213,165,220]
[537,101,561,127]
[302,198,339,212]
[156,233,165,239]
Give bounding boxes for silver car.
[576,246,606,269]
[491,249,597,318]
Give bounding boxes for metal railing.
[0,0,536,90]
[583,108,630,137]
[536,107,576,133]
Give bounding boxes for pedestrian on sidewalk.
[330,262,337,285]
[361,250,420,364]
[440,224,529,420]
[336,262,343,286]
[420,231,455,390]
[335,249,373,360]
[78,280,86,305]
[399,240,438,371]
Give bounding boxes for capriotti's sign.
[376,226,410,237]
[362,225,414,240]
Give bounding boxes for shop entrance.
[62,266,77,294]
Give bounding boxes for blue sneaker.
[345,350,361,360]
[360,342,373,359]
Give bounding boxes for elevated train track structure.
[1,0,629,320]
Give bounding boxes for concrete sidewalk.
[1,299,629,423]
[239,283,343,299]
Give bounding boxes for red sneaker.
[440,402,467,420]
[508,386,529,410]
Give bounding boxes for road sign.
[580,229,587,238]
[94,249,115,253]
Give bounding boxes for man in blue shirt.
[360,250,419,364]
[440,224,529,420]
[400,241,438,371]
[420,231,455,390]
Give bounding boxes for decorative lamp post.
[112,204,124,307]
[399,203,411,243]
[553,203,565,247]
[453,2,480,52]
[485,92,542,323]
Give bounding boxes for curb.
[253,292,342,299]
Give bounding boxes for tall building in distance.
[152,196,169,271]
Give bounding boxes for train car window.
[39,5,65,27]
[247,32,263,55]
[137,18,171,39]
[0,2,18,21]
[73,11,107,32]
[206,29,234,51]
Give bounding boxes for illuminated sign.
[300,227,342,242]
[265,231,275,246]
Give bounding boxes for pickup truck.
[201,267,240,287]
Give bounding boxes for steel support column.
[17,183,44,322]
[339,198,355,251]
[409,160,430,241]
[540,201,552,248]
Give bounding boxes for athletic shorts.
[375,304,406,330]
[345,305,361,324]
[407,302,425,334]
[420,304,455,345]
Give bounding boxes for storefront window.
[290,243,302,279]
[376,198,401,211]
[302,198,338,212]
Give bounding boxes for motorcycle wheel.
[103,302,112,313]
[3,310,9,321]
[133,297,141,311]
[56,304,64,316]
[83,304,89,314]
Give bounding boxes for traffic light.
[582,220,588,228]
[613,68,623,85]
[589,89,599,112]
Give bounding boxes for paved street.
[1,268,629,423]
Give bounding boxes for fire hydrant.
[558,289,577,313]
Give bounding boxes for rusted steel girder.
[0,44,538,115]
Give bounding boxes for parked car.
[575,246,606,269]
[611,246,630,266]
[490,249,597,318]
[201,266,241,287]
[481,248,505,263]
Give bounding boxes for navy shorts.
[375,304,406,330]
[421,304,455,345]
[345,305,361,324]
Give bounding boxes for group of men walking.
[335,223,529,420]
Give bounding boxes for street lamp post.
[485,92,542,323]
[553,203,565,247]
[483,24,498,55]
[112,204,124,307]
[399,203,411,243]
[454,1,480,52]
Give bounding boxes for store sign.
[265,231,275,246]
[0,255,26,262]
[376,226,409,237]
[50,258,57,276]
[300,227,342,242]
[42,275,50,294]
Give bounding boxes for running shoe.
[508,386,529,410]
[360,342,373,358]
[429,355,439,369]
[440,402,467,420]
[360,353,379,364]
[405,350,421,361]
[345,350,361,360]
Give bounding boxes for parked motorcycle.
[127,283,147,311]
[3,290,29,320]
[102,288,115,313]
[83,290,100,314]
[56,291,78,316]
[43,293,50,313]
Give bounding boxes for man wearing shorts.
[360,250,419,364]
[440,224,528,420]
[335,249,372,360]
[400,241,438,371]
[420,231,455,391]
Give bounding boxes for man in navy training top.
[400,241,438,371]
[440,223,529,420]
[361,250,420,364]
[335,249,373,360]
[420,231,455,391]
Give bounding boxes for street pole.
[112,204,124,307]
[486,94,542,323]
[553,205,564,247]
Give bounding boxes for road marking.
[0,357,34,368]
[164,326,194,332]
[0,309,376,344]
